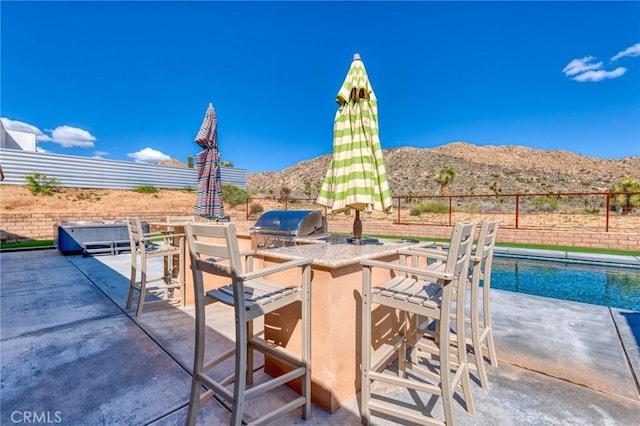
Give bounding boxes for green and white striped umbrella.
[316,53,393,216]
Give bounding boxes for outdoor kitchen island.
[254,239,428,413]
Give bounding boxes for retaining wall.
[326,219,640,251]
[1,213,638,251]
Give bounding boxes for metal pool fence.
[245,191,640,233]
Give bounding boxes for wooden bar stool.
[360,222,477,425]
[125,216,184,316]
[185,222,313,425]
[466,220,500,387]
[405,220,500,390]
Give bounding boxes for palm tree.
[435,166,456,196]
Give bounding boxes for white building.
[0,119,37,151]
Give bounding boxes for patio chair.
[405,220,500,389]
[185,222,313,426]
[125,216,185,316]
[360,222,477,426]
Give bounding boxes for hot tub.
[56,220,148,255]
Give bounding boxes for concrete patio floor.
[1,248,639,425]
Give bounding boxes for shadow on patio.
[1,249,639,425]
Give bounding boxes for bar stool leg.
[484,286,498,367]
[439,299,455,426]
[470,281,489,389]
[361,266,372,425]
[232,306,249,426]
[126,260,136,310]
[186,297,206,426]
[178,238,185,307]
[136,267,147,317]
[301,263,311,419]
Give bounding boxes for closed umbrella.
[316,53,393,244]
[194,102,225,220]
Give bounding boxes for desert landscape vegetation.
[1,142,638,239]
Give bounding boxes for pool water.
[490,257,640,311]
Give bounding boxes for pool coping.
[494,246,640,268]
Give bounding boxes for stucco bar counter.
[255,240,426,413]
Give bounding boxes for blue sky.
[1,1,639,173]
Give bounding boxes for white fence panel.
[0,149,246,189]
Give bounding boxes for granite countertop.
[256,241,426,269]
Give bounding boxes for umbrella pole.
[353,210,362,245]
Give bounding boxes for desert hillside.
[248,142,640,198]
[1,142,638,214]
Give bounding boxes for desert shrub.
[250,203,264,215]
[531,196,558,212]
[134,184,158,194]
[610,178,640,215]
[409,207,422,216]
[25,172,59,196]
[413,201,448,214]
[278,186,292,203]
[223,183,250,208]
[457,201,480,213]
[76,192,101,202]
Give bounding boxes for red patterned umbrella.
[194,103,225,219]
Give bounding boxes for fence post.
[397,198,401,223]
[245,198,250,221]
[515,195,520,229]
[448,196,452,226]
[605,193,610,232]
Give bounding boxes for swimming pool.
[490,257,640,311]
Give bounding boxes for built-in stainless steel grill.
[250,210,328,249]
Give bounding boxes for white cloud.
[0,117,52,141]
[92,150,109,159]
[572,67,627,82]
[127,147,170,164]
[563,47,633,82]
[611,42,640,61]
[562,56,603,76]
[1,117,98,147]
[49,125,96,148]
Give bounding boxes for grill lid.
[251,210,327,237]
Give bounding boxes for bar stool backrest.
[185,222,246,310]
[446,221,477,281]
[167,215,196,223]
[475,220,499,281]
[126,216,145,259]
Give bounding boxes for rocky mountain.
[247,142,640,198]
[158,159,188,167]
